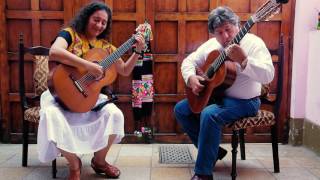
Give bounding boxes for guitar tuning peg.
[266,7,280,21]
[274,7,281,14]
[265,14,273,21]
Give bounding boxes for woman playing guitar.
[37,2,145,180]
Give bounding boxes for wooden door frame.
[0,0,295,143]
[0,0,74,142]
[0,0,10,142]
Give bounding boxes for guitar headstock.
[252,0,288,23]
[135,21,153,42]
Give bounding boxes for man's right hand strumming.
[188,75,205,96]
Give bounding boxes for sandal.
[68,157,82,180]
[91,157,120,178]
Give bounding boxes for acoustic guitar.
[186,0,288,113]
[48,22,152,112]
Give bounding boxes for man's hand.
[188,75,205,96]
[226,44,247,64]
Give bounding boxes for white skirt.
[37,90,124,163]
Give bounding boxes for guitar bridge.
[69,74,88,97]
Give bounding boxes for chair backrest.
[273,34,284,118]
[264,34,285,117]
[18,34,50,108]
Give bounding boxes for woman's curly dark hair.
[69,1,112,39]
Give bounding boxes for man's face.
[213,22,239,47]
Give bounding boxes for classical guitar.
[48,22,152,112]
[186,0,288,113]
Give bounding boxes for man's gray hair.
[208,6,240,34]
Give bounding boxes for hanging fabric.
[132,40,154,121]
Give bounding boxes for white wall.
[292,0,320,125]
[306,31,320,125]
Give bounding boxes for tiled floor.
[0,143,320,180]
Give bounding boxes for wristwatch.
[133,48,144,56]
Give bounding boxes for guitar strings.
[75,37,136,88]
[77,38,134,86]
[256,1,277,20]
[207,19,252,78]
[206,0,277,78]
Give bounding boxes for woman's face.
[85,9,108,39]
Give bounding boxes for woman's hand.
[115,34,145,76]
[86,62,104,80]
[134,34,145,52]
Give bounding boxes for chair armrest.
[25,95,41,107]
[261,94,276,105]
[101,86,118,101]
[91,87,118,112]
[91,95,118,112]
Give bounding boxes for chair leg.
[231,130,238,180]
[22,120,29,167]
[239,129,246,160]
[52,159,57,178]
[271,125,280,173]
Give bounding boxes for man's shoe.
[217,146,227,161]
[191,174,213,180]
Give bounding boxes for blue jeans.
[174,97,260,175]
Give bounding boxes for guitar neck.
[100,36,136,70]
[231,18,255,44]
[207,17,255,78]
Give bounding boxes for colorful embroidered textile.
[63,27,116,57]
[132,74,154,107]
[132,41,154,121]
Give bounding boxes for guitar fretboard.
[206,18,255,78]
[99,36,136,70]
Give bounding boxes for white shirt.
[181,33,274,99]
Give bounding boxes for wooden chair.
[228,35,284,180]
[18,34,57,178]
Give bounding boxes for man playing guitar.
[174,6,274,180]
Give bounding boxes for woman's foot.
[91,157,120,178]
[68,157,82,180]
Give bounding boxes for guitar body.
[186,50,237,113]
[48,48,117,112]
